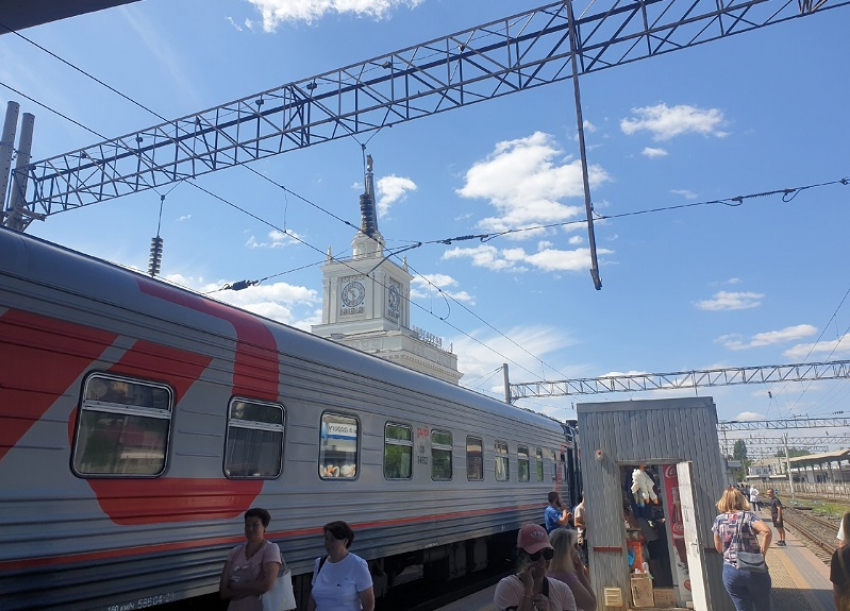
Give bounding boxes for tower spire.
[352,152,384,258]
[360,154,380,239]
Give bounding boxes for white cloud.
[717,324,818,350]
[671,189,697,200]
[457,132,610,238]
[442,243,612,273]
[568,236,583,245]
[695,291,764,311]
[733,411,764,422]
[411,274,474,303]
[621,103,727,141]
[246,229,300,249]
[226,16,244,31]
[177,214,192,221]
[162,273,318,326]
[452,325,577,383]
[642,147,668,158]
[784,333,850,360]
[583,120,597,133]
[377,175,417,217]
[246,0,423,30]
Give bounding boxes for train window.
[550,450,557,481]
[466,436,483,481]
[224,398,284,478]
[495,441,509,481]
[517,445,530,482]
[320,413,359,479]
[73,373,173,476]
[384,423,413,479]
[431,430,452,481]
[536,448,544,481]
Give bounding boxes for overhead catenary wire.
[186,179,557,385]
[0,35,577,387]
[7,28,850,405]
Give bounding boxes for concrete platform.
[436,521,834,611]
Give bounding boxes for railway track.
[782,507,839,563]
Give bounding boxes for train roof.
[0,227,565,431]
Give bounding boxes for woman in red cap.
[494,523,577,611]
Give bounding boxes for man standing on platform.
[545,491,572,533]
[767,489,786,546]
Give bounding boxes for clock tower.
[312,157,461,385]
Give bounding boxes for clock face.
[388,285,401,311]
[341,281,366,307]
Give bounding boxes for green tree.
[733,440,748,461]
[774,447,811,458]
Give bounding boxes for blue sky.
[2,0,849,451]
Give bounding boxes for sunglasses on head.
[528,548,554,561]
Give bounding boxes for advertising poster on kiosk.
[662,463,693,607]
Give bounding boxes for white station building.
[312,157,462,385]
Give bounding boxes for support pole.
[7,112,35,232]
[0,101,19,223]
[565,0,602,290]
[783,433,795,502]
[503,363,511,404]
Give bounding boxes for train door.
[676,461,711,611]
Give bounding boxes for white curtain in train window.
[384,423,412,479]
[466,436,483,480]
[224,399,284,478]
[431,430,452,480]
[517,445,530,482]
[319,413,358,478]
[495,440,509,481]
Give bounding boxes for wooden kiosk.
[576,397,733,611]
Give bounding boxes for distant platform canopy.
[0,0,141,34]
[788,448,850,467]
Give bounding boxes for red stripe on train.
[108,339,213,407]
[138,280,279,402]
[0,504,538,571]
[0,310,118,463]
[87,478,264,525]
[67,340,251,526]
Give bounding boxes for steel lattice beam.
[511,360,850,401]
[731,436,850,445]
[716,416,850,430]
[4,0,848,229]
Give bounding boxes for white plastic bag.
[261,568,296,611]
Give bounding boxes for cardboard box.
[653,588,677,608]
[631,575,654,608]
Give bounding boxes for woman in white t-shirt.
[308,521,374,611]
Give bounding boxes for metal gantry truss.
[717,416,850,430]
[4,0,848,230]
[733,435,850,445]
[510,360,850,402]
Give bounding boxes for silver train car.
[0,228,580,611]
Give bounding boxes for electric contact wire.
[0,73,563,388]
[188,180,558,385]
[8,16,850,252]
[8,33,850,396]
[0,31,571,384]
[765,283,850,420]
[403,258,573,382]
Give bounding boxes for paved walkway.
[764,517,833,611]
[436,519,835,611]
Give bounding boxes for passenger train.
[0,227,580,611]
